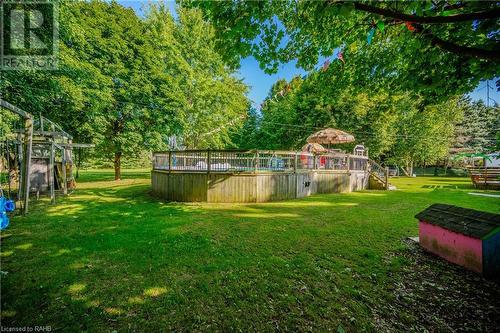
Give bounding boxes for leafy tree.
[258,77,306,149]
[249,64,463,175]
[0,110,17,142]
[255,66,408,155]
[230,107,262,149]
[66,1,177,180]
[386,98,462,175]
[145,5,248,149]
[1,1,174,180]
[183,0,500,100]
[1,1,249,180]
[453,97,500,153]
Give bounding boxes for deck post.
[294,152,299,199]
[254,150,259,173]
[207,150,211,174]
[346,155,350,171]
[312,154,316,170]
[67,139,73,186]
[168,151,172,173]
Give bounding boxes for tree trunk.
[403,160,414,177]
[114,151,122,181]
[404,161,410,177]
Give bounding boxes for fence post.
[293,152,298,173]
[346,155,351,171]
[312,154,316,170]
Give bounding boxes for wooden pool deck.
[151,150,376,203]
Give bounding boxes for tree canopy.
[1,0,497,178]
[234,63,475,174]
[452,98,500,153]
[0,1,248,179]
[183,0,500,99]
[189,0,498,170]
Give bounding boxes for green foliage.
[0,1,248,177]
[230,107,261,149]
[145,5,249,149]
[453,97,500,153]
[236,66,464,172]
[0,109,17,142]
[386,98,462,174]
[184,0,500,100]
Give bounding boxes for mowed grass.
[0,170,499,332]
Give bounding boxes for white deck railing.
[153,150,368,173]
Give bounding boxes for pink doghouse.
[415,204,500,279]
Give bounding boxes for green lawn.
[1,170,499,332]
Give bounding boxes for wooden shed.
[415,204,500,278]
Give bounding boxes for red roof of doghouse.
[415,204,500,239]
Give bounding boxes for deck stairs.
[368,159,396,190]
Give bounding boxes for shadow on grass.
[1,174,499,331]
[428,178,472,183]
[77,169,151,183]
[421,183,474,190]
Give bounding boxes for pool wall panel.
[256,173,297,202]
[152,170,368,203]
[208,174,256,203]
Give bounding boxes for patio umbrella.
[306,128,355,145]
[301,143,328,154]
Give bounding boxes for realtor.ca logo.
[1,0,58,70]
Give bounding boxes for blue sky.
[118,0,499,108]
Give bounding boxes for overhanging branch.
[352,3,500,24]
[414,26,500,62]
[426,33,500,61]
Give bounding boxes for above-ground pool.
[151,150,372,203]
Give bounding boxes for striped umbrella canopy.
[306,128,355,145]
[301,142,328,153]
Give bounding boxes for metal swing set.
[0,99,93,215]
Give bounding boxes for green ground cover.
[1,170,498,332]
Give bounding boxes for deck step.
[368,172,396,190]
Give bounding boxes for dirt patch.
[373,240,500,332]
